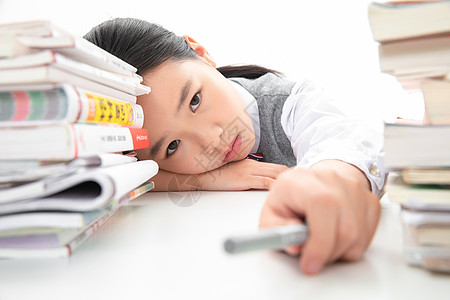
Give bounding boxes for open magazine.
[0,154,159,214]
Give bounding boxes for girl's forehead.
[142,59,202,78]
[138,61,198,115]
[142,60,183,81]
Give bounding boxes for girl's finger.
[299,194,339,275]
[246,160,289,178]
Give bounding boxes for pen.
[224,224,309,254]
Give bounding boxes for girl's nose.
[196,126,223,156]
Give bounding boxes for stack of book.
[368,0,450,272]
[0,20,159,258]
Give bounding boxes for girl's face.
[135,59,255,174]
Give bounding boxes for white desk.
[0,191,448,300]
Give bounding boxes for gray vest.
[231,73,297,167]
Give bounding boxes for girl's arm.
[150,159,289,191]
[259,159,381,275]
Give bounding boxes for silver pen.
[224,224,309,254]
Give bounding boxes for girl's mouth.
[223,134,242,164]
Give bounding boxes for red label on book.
[129,128,149,149]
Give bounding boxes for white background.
[0,0,424,121]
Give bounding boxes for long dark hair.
[84,18,279,79]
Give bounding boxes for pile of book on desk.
[368,0,450,273]
[0,20,159,258]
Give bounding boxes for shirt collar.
[229,80,260,154]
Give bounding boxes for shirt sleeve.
[281,79,387,197]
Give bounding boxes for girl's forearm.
[149,169,201,191]
[149,159,288,192]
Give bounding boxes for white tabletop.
[0,190,448,300]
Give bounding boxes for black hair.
[84,18,279,79]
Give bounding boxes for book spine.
[74,124,149,157]
[74,37,137,73]
[66,208,119,256]
[76,87,144,128]
[0,88,79,123]
[117,181,155,207]
[0,66,146,98]
[8,25,137,73]
[51,53,150,95]
[0,86,144,128]
[0,123,149,160]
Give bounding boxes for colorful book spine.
[0,85,144,127]
[67,182,156,256]
[117,181,155,206]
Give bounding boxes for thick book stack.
[368,0,450,272]
[0,20,158,258]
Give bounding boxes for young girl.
[85,18,386,275]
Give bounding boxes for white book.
[384,123,450,169]
[0,123,149,160]
[0,210,107,232]
[368,1,450,42]
[0,181,155,259]
[0,20,138,77]
[0,160,158,214]
[379,35,450,78]
[0,153,138,183]
[0,53,150,96]
[0,208,119,259]
[0,82,136,104]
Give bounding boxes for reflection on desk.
[0,191,448,300]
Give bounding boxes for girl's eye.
[190,93,201,112]
[167,140,179,156]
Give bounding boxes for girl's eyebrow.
[150,133,168,158]
[177,78,192,113]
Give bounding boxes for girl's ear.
[184,35,217,68]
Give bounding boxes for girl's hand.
[198,159,289,190]
[259,160,381,275]
[150,159,288,191]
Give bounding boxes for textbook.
[0,209,118,259]
[368,0,450,42]
[378,34,450,79]
[0,181,154,259]
[0,181,155,234]
[0,49,142,82]
[0,19,155,260]
[0,159,158,214]
[401,208,450,270]
[0,53,150,96]
[0,210,116,257]
[386,174,450,209]
[0,210,108,232]
[0,20,138,77]
[422,79,450,125]
[0,85,144,127]
[0,123,149,160]
[0,153,138,183]
[0,181,154,235]
[0,82,137,104]
[0,19,65,37]
[383,123,450,169]
[369,1,450,273]
[401,168,450,185]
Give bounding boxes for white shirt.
[230,79,386,197]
